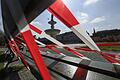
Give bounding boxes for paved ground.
[0,47,120,80]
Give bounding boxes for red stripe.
[48,0,79,28]
[116,53,120,59]
[46,45,87,80]
[75,48,120,64]
[75,47,116,58]
[8,40,29,69]
[29,24,42,34]
[8,41,18,57]
[102,52,116,58]
[72,68,87,80]
[64,47,84,57]
[15,36,24,42]
[75,48,96,52]
[46,45,62,55]
[14,39,22,44]
[98,52,120,64]
[11,40,29,69]
[16,37,63,55]
[21,30,51,80]
[97,43,120,46]
[101,53,120,64]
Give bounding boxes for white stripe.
[60,53,66,56]
[41,32,65,47]
[30,23,66,47]
[81,57,91,60]
[71,24,100,51]
[35,40,46,46]
[112,63,120,65]
[21,25,30,33]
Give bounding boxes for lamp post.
[45,14,60,38]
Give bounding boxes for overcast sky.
[0,0,120,35]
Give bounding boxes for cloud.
[30,21,44,30]
[76,12,106,25]
[84,0,99,6]
[77,12,89,24]
[31,21,41,25]
[90,16,106,24]
[31,21,42,27]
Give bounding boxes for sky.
[32,0,120,35]
[0,0,120,35]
